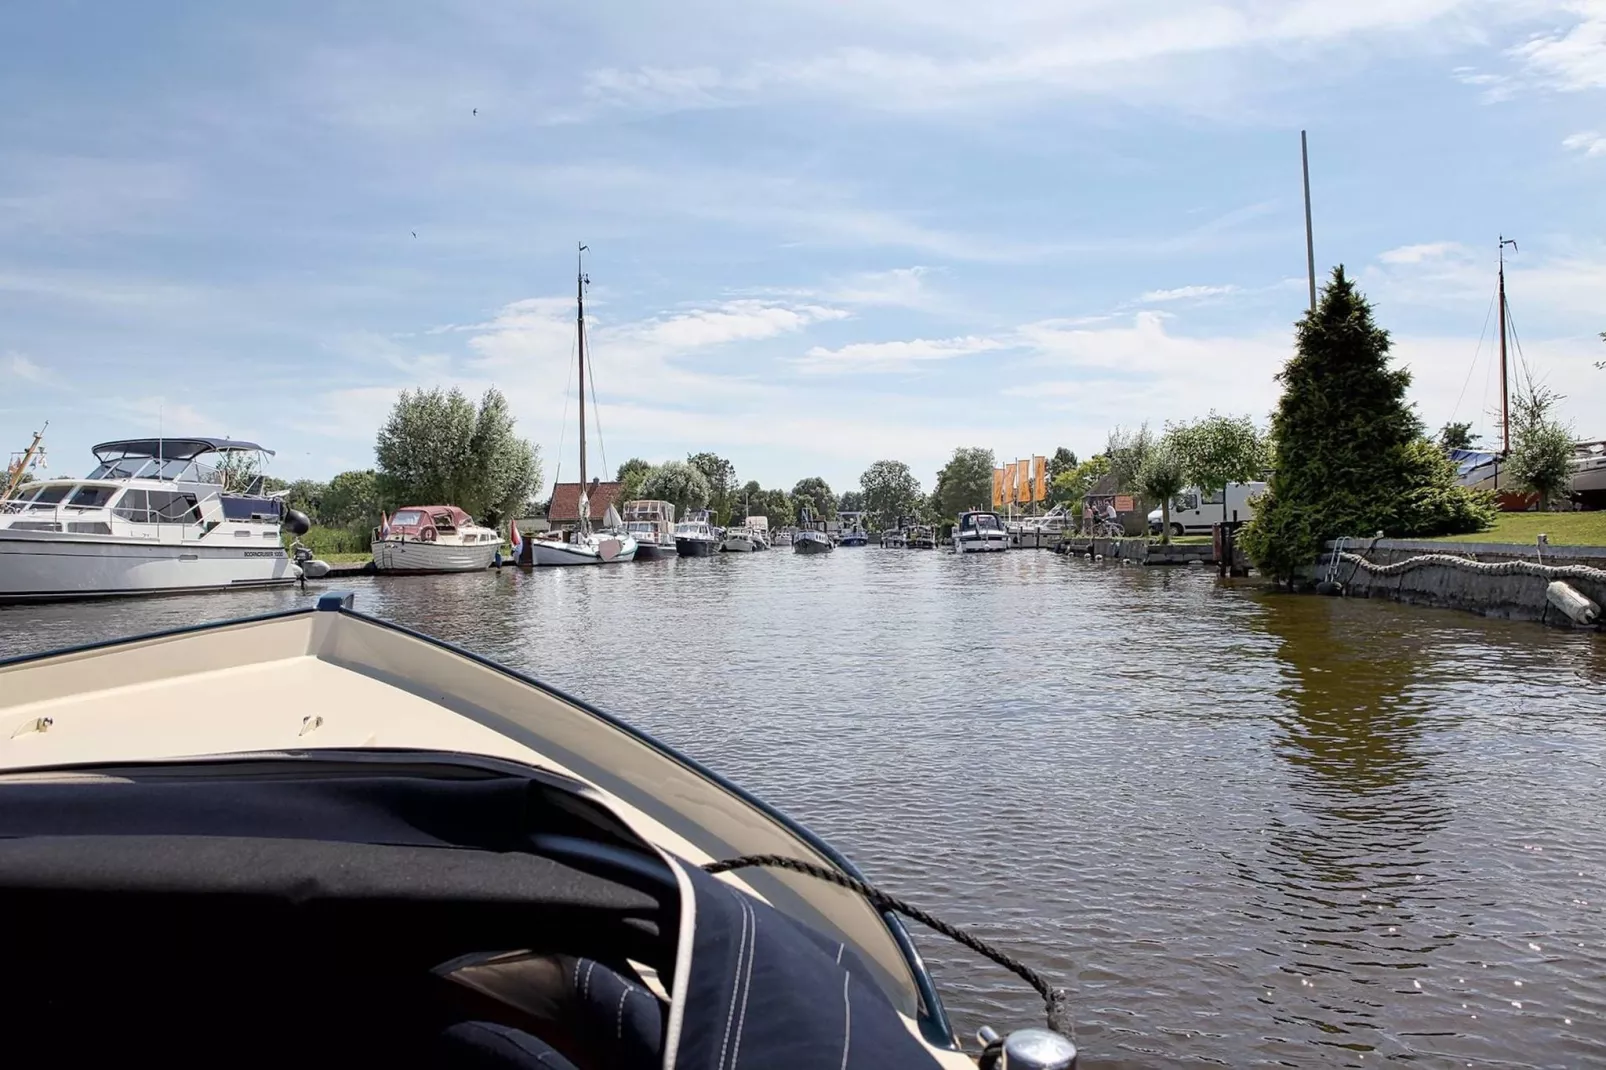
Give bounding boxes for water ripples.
[3,550,1604,1066]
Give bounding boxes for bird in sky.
[411,231,417,238]
[472,108,478,116]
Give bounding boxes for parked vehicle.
[1148,482,1266,536]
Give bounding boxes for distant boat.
[623,499,678,560]
[674,512,721,557]
[1572,439,1606,508]
[837,510,869,547]
[880,529,907,548]
[953,510,1009,553]
[372,505,499,573]
[793,507,833,554]
[535,246,638,566]
[908,525,937,550]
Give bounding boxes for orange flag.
[1033,455,1047,501]
[991,467,1004,509]
[1015,459,1031,504]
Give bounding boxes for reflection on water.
[2,555,1604,1067]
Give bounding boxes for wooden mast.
[1498,236,1517,456]
[3,425,47,501]
[576,243,589,534]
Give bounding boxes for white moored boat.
[0,591,1081,1069]
[371,505,500,573]
[622,499,677,560]
[793,506,833,554]
[535,246,639,568]
[0,437,302,603]
[953,510,1009,553]
[721,523,759,553]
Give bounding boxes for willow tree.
[375,386,541,526]
[1240,267,1493,583]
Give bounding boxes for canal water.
[3,550,1604,1068]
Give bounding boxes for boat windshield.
[963,513,1000,532]
[390,510,425,527]
[85,456,219,483]
[626,522,656,535]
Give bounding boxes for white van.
[1147,481,1266,536]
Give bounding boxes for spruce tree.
[1241,267,1493,583]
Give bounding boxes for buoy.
[1314,580,1341,596]
[1546,581,1600,626]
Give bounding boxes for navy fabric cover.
[436,1022,579,1069]
[674,861,946,1070]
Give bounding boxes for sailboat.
[533,246,639,566]
[1448,237,1543,511]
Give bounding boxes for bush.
[291,524,372,556]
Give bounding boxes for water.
[3,550,1604,1068]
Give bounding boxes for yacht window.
[26,485,72,510]
[88,459,143,479]
[390,510,424,527]
[431,514,457,533]
[148,491,201,524]
[68,521,112,534]
[66,486,117,510]
[113,490,152,523]
[155,459,192,480]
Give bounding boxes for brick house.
[545,480,624,531]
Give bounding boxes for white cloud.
[797,335,1007,374]
[581,0,1548,116]
[1377,242,1464,264]
[826,267,936,309]
[629,301,847,349]
[1509,1,1606,91]
[1563,130,1606,155]
[1139,284,1240,302]
[4,352,48,383]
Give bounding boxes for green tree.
[749,488,795,528]
[1049,454,1111,513]
[1436,421,1478,452]
[791,477,836,520]
[376,386,541,526]
[215,450,263,493]
[616,457,653,505]
[932,446,994,519]
[1044,447,1079,487]
[641,460,711,517]
[858,460,923,529]
[838,490,865,514]
[1105,425,1153,493]
[320,469,381,527]
[1240,267,1494,583]
[1138,434,1187,543]
[1505,369,1575,510]
[1171,412,1268,523]
[687,452,736,523]
[281,479,328,523]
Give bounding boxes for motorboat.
[0,591,1080,1069]
[953,511,1009,553]
[372,506,500,573]
[909,525,938,550]
[534,248,638,567]
[838,511,870,547]
[771,527,793,547]
[0,436,308,603]
[794,507,834,555]
[749,515,771,550]
[881,529,908,548]
[721,522,760,553]
[622,500,677,560]
[1571,439,1606,509]
[673,513,720,557]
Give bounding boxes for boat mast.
[3,424,47,501]
[577,243,589,534]
[1498,235,1517,456]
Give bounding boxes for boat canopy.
[92,438,273,461]
[1447,448,1498,479]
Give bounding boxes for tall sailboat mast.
[1498,235,1517,456]
[576,243,590,532]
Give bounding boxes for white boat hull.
[954,534,1010,553]
[531,534,638,566]
[722,534,755,553]
[0,530,296,603]
[371,539,498,573]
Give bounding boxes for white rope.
[1332,551,1606,585]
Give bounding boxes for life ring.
[420,526,438,543]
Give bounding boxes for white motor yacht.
[721,523,759,553]
[622,500,677,560]
[371,505,500,573]
[673,513,720,557]
[0,437,302,602]
[953,510,1010,553]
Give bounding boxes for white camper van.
[1147,481,1266,536]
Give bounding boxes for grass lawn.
[1426,511,1606,547]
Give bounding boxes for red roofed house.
[545,479,624,532]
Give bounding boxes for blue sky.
[3,1,1602,498]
